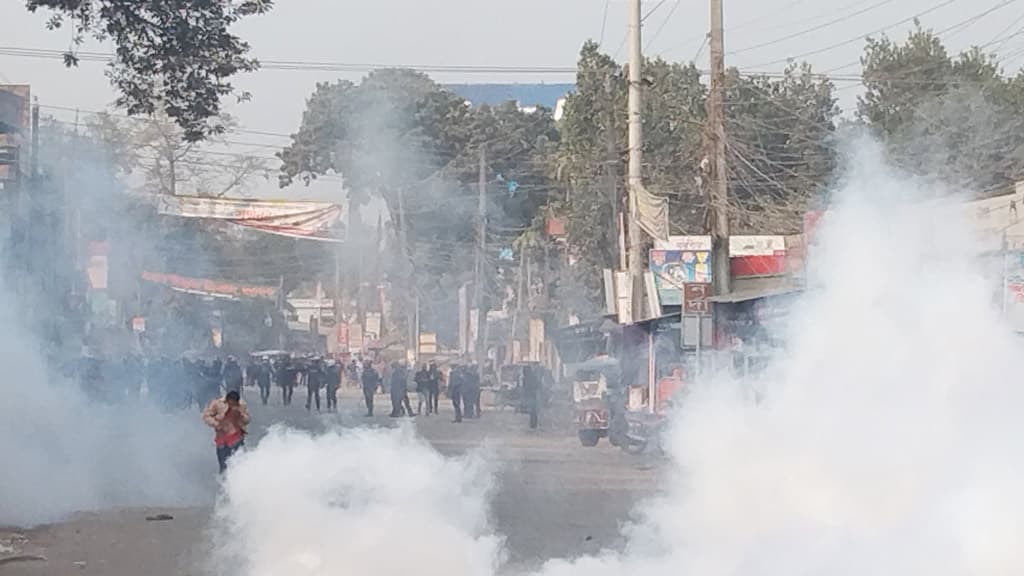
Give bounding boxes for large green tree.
[858,25,1024,193]
[554,42,837,310]
[280,69,559,344]
[25,0,272,141]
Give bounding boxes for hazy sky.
[2,0,1022,197]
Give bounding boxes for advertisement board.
[650,249,711,307]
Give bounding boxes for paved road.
[1,386,662,576]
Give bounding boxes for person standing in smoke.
[275,358,296,406]
[427,361,441,415]
[462,365,481,419]
[256,357,273,405]
[361,362,381,416]
[449,364,464,423]
[414,363,431,415]
[245,355,258,389]
[522,364,541,429]
[325,359,341,413]
[223,356,244,395]
[305,358,325,412]
[389,362,413,417]
[202,390,250,474]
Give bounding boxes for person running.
[414,364,431,415]
[361,363,381,417]
[202,390,250,474]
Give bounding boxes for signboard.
[468,309,479,354]
[0,85,30,184]
[87,241,109,291]
[683,283,711,315]
[365,312,382,342]
[650,249,711,307]
[142,271,277,300]
[654,235,711,251]
[131,317,146,333]
[614,271,633,324]
[730,235,785,256]
[349,322,364,354]
[458,284,469,352]
[681,315,713,348]
[336,322,350,353]
[418,332,438,355]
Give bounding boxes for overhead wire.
[747,0,960,69]
[727,0,897,56]
[645,0,684,53]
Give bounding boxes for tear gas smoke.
[0,337,214,527]
[0,286,214,527]
[211,425,503,576]
[546,139,1024,576]
[214,139,1024,575]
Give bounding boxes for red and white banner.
[153,195,343,242]
[142,271,278,300]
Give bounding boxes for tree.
[858,25,1024,193]
[25,0,272,141]
[555,43,838,311]
[280,69,560,344]
[725,63,839,232]
[89,110,271,197]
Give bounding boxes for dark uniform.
[361,365,380,416]
[306,360,324,412]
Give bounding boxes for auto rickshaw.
[568,356,624,447]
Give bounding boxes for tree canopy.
[25,0,272,141]
[859,24,1024,193]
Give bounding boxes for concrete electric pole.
[627,0,646,317]
[707,0,731,296]
[474,145,487,372]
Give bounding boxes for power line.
[599,0,611,47]
[747,0,960,69]
[727,0,896,56]
[819,0,1020,74]
[642,0,670,22]
[645,0,684,52]
[0,46,579,76]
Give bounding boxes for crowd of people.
[64,349,538,473]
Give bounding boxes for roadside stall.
[710,283,803,378]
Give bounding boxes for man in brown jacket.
[202,390,250,474]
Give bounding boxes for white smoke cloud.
[213,139,1024,576]
[0,343,214,527]
[211,425,504,576]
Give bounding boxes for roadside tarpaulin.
[152,195,343,242]
[142,271,278,300]
[634,184,669,242]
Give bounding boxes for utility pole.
[396,185,414,356]
[604,73,624,270]
[473,145,487,372]
[627,0,646,318]
[707,0,731,296]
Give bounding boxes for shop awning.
[709,285,803,304]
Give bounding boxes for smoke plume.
[211,425,503,576]
[214,139,1024,576]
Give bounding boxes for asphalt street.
[0,386,662,576]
